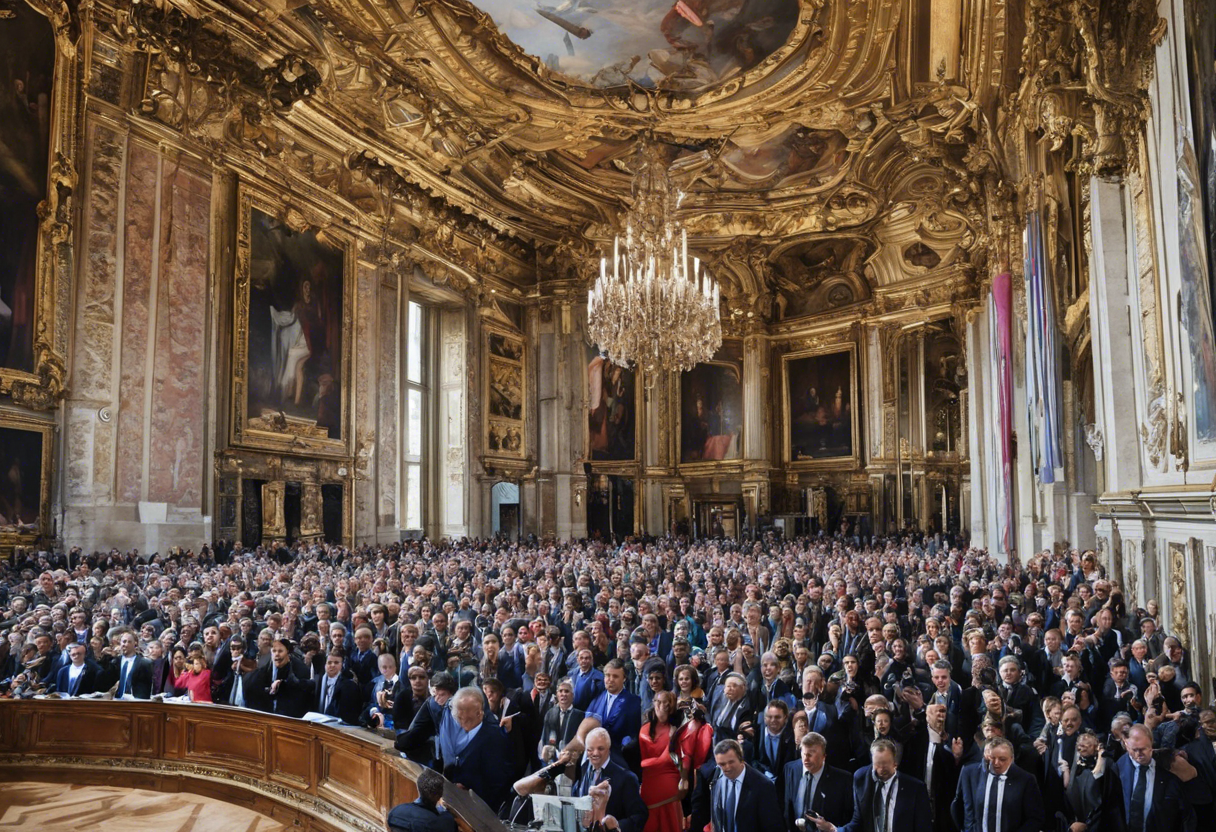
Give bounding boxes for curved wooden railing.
[0,699,507,832]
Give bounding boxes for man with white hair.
[434,686,513,813]
[512,727,648,832]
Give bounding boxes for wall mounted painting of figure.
[245,207,345,441]
[0,4,54,374]
[587,347,636,461]
[680,341,743,464]
[785,345,859,465]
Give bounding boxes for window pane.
[406,464,422,529]
[407,302,423,384]
[407,389,423,456]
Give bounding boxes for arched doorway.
[491,481,520,540]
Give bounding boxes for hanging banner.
[1024,212,1063,484]
[992,272,1015,555]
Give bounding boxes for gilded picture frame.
[782,342,861,469]
[677,340,745,474]
[585,344,641,465]
[483,323,526,460]
[0,415,54,546]
[230,187,355,457]
[0,1,79,409]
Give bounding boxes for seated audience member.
[435,687,513,813]
[387,768,456,832]
[54,642,98,696]
[313,649,362,724]
[251,638,310,717]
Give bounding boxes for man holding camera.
[782,733,852,832]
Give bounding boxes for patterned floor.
[0,782,289,832]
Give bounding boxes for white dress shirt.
[981,771,1007,832]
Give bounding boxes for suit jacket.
[538,705,584,756]
[345,649,379,687]
[586,688,643,751]
[711,695,756,746]
[571,667,606,710]
[54,662,100,696]
[838,768,932,832]
[250,661,310,718]
[781,762,854,831]
[396,697,444,764]
[571,757,649,832]
[1112,753,1194,832]
[111,655,154,699]
[445,714,513,813]
[386,799,457,832]
[311,673,363,724]
[750,728,798,798]
[543,648,568,682]
[900,726,961,832]
[706,764,784,832]
[950,762,1044,832]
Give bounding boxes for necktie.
[985,774,1000,832]
[558,709,569,743]
[800,771,813,816]
[767,734,778,764]
[720,777,736,832]
[119,659,131,695]
[1129,763,1147,832]
[323,678,333,713]
[873,779,888,832]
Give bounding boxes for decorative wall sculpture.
[0,4,54,374]
[680,341,743,464]
[232,194,352,456]
[784,344,860,465]
[588,346,636,461]
[485,326,526,458]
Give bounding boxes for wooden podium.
[0,699,506,832]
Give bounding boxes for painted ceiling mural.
[472,0,800,90]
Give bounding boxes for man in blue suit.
[54,642,99,696]
[435,687,513,814]
[1112,723,1194,832]
[950,737,1044,832]
[810,738,931,832]
[700,738,784,832]
[571,648,605,710]
[782,732,853,832]
[586,659,642,755]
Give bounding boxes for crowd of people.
[1,534,1213,832]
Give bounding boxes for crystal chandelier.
[587,140,722,377]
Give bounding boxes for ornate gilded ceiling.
[115,0,1006,319]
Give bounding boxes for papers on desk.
[302,711,343,725]
[531,794,593,832]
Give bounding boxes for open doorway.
[491,481,520,540]
[587,475,634,541]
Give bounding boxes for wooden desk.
[0,699,507,832]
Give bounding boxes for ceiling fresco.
[113,0,1002,319]
[471,0,800,91]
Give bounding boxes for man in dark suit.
[436,687,513,813]
[110,632,153,699]
[345,626,379,687]
[712,673,757,747]
[751,700,798,798]
[54,642,99,696]
[1112,723,1194,832]
[251,638,310,718]
[700,738,783,832]
[811,738,931,832]
[572,727,650,832]
[899,703,961,832]
[538,678,584,759]
[585,660,643,757]
[387,768,457,832]
[483,678,537,778]
[310,650,362,724]
[782,732,853,832]
[950,737,1044,832]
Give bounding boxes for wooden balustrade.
[0,699,507,832]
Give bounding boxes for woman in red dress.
[173,654,213,703]
[639,691,684,832]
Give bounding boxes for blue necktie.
[118,660,129,695]
[720,778,736,832]
[985,774,1000,832]
[1129,764,1147,832]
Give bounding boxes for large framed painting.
[784,343,861,467]
[232,191,353,455]
[680,341,743,465]
[0,3,55,377]
[0,418,53,540]
[587,346,637,461]
[485,325,526,459]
